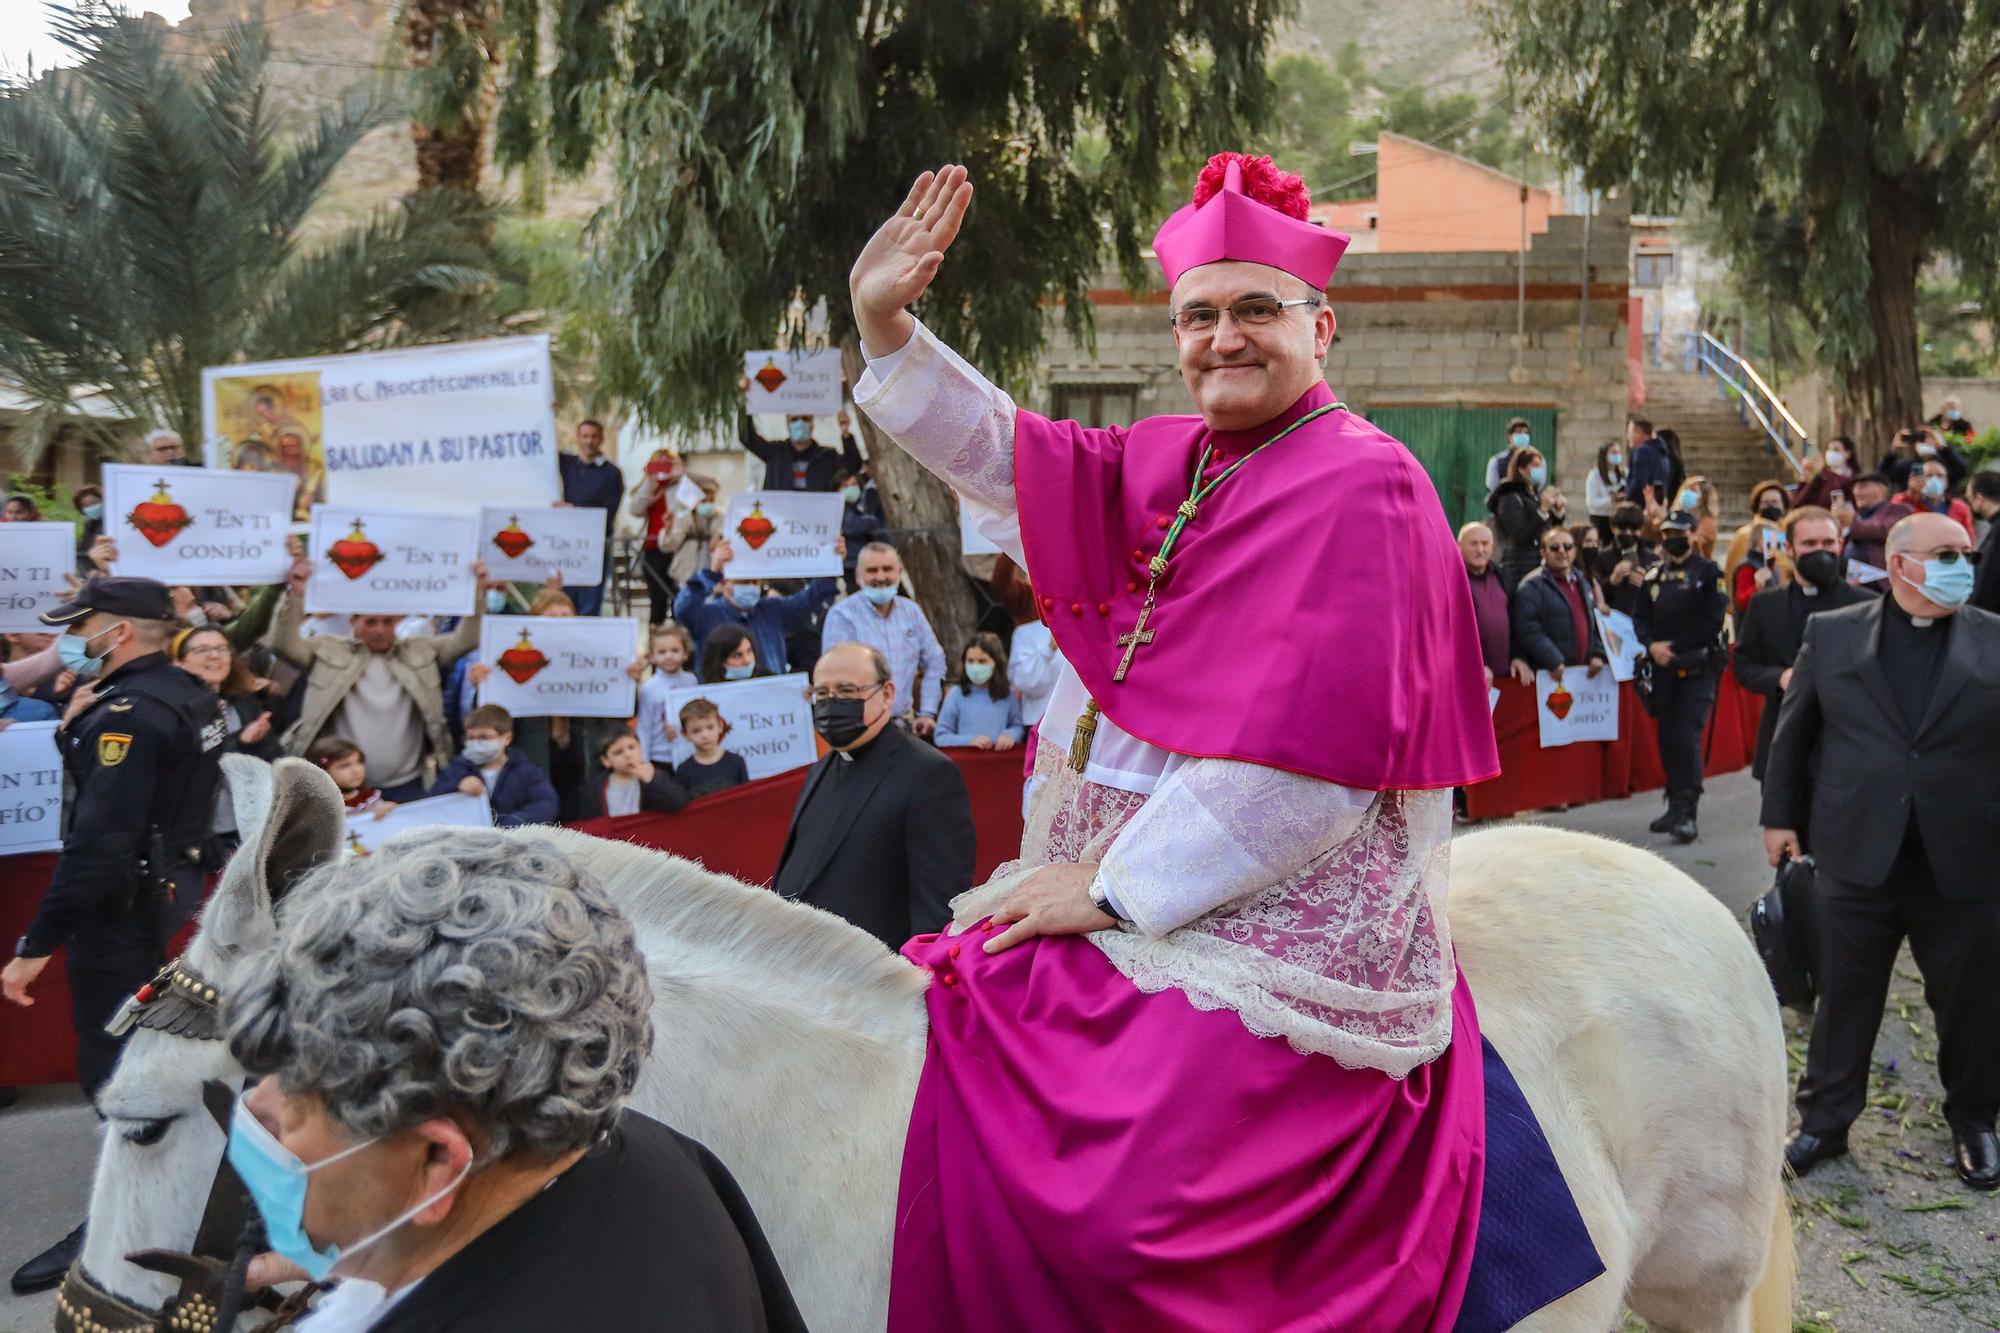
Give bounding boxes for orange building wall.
[1370,131,1561,254]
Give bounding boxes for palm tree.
[0,5,505,464]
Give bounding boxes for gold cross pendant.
[1114,587,1158,682]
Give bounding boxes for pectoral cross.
[1113,589,1158,682]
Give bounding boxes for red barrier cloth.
[1,749,1029,1087]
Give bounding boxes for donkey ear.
[200,758,345,957]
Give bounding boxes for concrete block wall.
[1035,204,1632,503]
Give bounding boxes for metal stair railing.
[1677,332,1809,478]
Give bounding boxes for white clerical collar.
[1912,614,1936,629]
[1800,581,1820,598]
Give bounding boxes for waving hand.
[849,165,974,356]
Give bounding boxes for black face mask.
[1758,504,1785,522]
[1662,533,1692,559]
[1613,531,1639,548]
[1795,549,1841,587]
[812,697,872,748]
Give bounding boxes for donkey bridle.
[55,957,314,1333]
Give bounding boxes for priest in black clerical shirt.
[775,642,971,949]
[1762,513,2000,1190]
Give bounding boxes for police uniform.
[11,578,225,1099]
[1633,514,1726,842]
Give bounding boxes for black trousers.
[638,548,678,626]
[1797,843,2000,1135]
[65,912,160,1102]
[1648,669,1718,795]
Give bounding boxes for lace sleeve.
[853,319,1017,512]
[1098,758,1377,938]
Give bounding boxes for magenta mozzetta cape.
[1014,380,1500,789]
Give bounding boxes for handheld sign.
[742,349,844,417]
[1593,608,1639,683]
[0,523,75,632]
[722,491,842,580]
[345,790,493,855]
[0,721,62,855]
[304,506,480,616]
[665,673,816,781]
[476,615,638,719]
[103,464,295,586]
[478,506,606,585]
[1536,667,1619,749]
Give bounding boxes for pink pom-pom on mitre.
[1191,152,1311,220]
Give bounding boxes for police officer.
[1634,510,1726,843]
[2,576,225,1295]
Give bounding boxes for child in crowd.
[579,728,691,819]
[307,736,395,817]
[635,622,699,767]
[429,703,560,827]
[673,698,750,798]
[935,632,1025,750]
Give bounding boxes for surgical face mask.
[1527,464,1548,487]
[462,738,504,765]
[840,485,862,505]
[695,501,719,519]
[1606,451,1624,468]
[1796,549,1841,588]
[964,661,994,686]
[788,420,812,443]
[81,503,103,521]
[484,589,508,613]
[227,1098,470,1283]
[1922,475,1945,500]
[811,695,870,747]
[723,662,755,681]
[1662,533,1692,559]
[1906,553,1976,608]
[727,583,761,611]
[862,584,897,607]
[1825,449,1847,470]
[1917,443,1937,458]
[1677,489,1700,511]
[58,624,120,679]
[1510,431,1531,448]
[1947,408,1964,421]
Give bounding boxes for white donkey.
[66,759,1793,1332]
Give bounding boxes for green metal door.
[1366,406,1559,530]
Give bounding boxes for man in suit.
[1732,506,1867,782]
[1762,512,2000,1189]
[1969,470,2000,614]
[773,642,972,949]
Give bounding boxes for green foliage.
[509,0,1291,429]
[1917,277,1998,379]
[0,6,507,464]
[1962,425,2000,472]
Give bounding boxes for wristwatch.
[1086,872,1127,924]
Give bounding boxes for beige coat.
[272,593,480,765]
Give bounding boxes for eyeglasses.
[180,643,229,657]
[1169,296,1321,333]
[1907,547,1980,565]
[1544,542,1575,553]
[808,683,884,704]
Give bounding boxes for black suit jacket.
[771,725,972,948]
[1973,518,2000,614]
[1733,579,1868,779]
[1760,599,2000,900]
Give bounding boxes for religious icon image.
[124,478,194,548]
[496,629,551,685]
[325,518,385,580]
[345,829,372,858]
[736,501,776,551]
[751,356,788,394]
[1545,681,1574,720]
[490,516,536,560]
[209,369,326,520]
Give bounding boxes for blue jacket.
[429,751,560,827]
[1509,566,1606,671]
[1622,437,1672,506]
[673,570,837,675]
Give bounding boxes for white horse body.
[80,762,1790,1332]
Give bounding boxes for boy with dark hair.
[428,703,560,826]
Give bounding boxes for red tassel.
[1192,152,1311,219]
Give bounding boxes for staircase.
[1640,368,1787,526]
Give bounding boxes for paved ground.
[1,769,1990,1330]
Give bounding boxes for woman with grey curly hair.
[223,828,803,1332]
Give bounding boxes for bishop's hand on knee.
[984,862,1111,955]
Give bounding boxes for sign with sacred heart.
[304,505,480,616]
[346,791,492,856]
[741,348,844,417]
[476,505,607,585]
[0,523,76,632]
[663,673,816,781]
[721,491,842,580]
[475,615,640,719]
[1535,667,1619,749]
[102,464,296,586]
[0,721,63,856]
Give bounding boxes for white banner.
[722,491,842,580]
[202,336,557,519]
[1536,667,1619,748]
[102,464,296,586]
[0,524,75,632]
[477,506,606,585]
[304,506,480,616]
[345,790,492,855]
[1594,608,1639,683]
[665,673,815,781]
[476,615,638,719]
[0,721,63,855]
[743,349,844,417]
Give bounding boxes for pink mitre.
[1152,152,1351,291]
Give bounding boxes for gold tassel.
[1068,698,1101,773]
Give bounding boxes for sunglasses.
[1906,547,1980,566]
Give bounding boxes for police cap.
[41,575,176,626]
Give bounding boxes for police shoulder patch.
[98,732,134,766]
